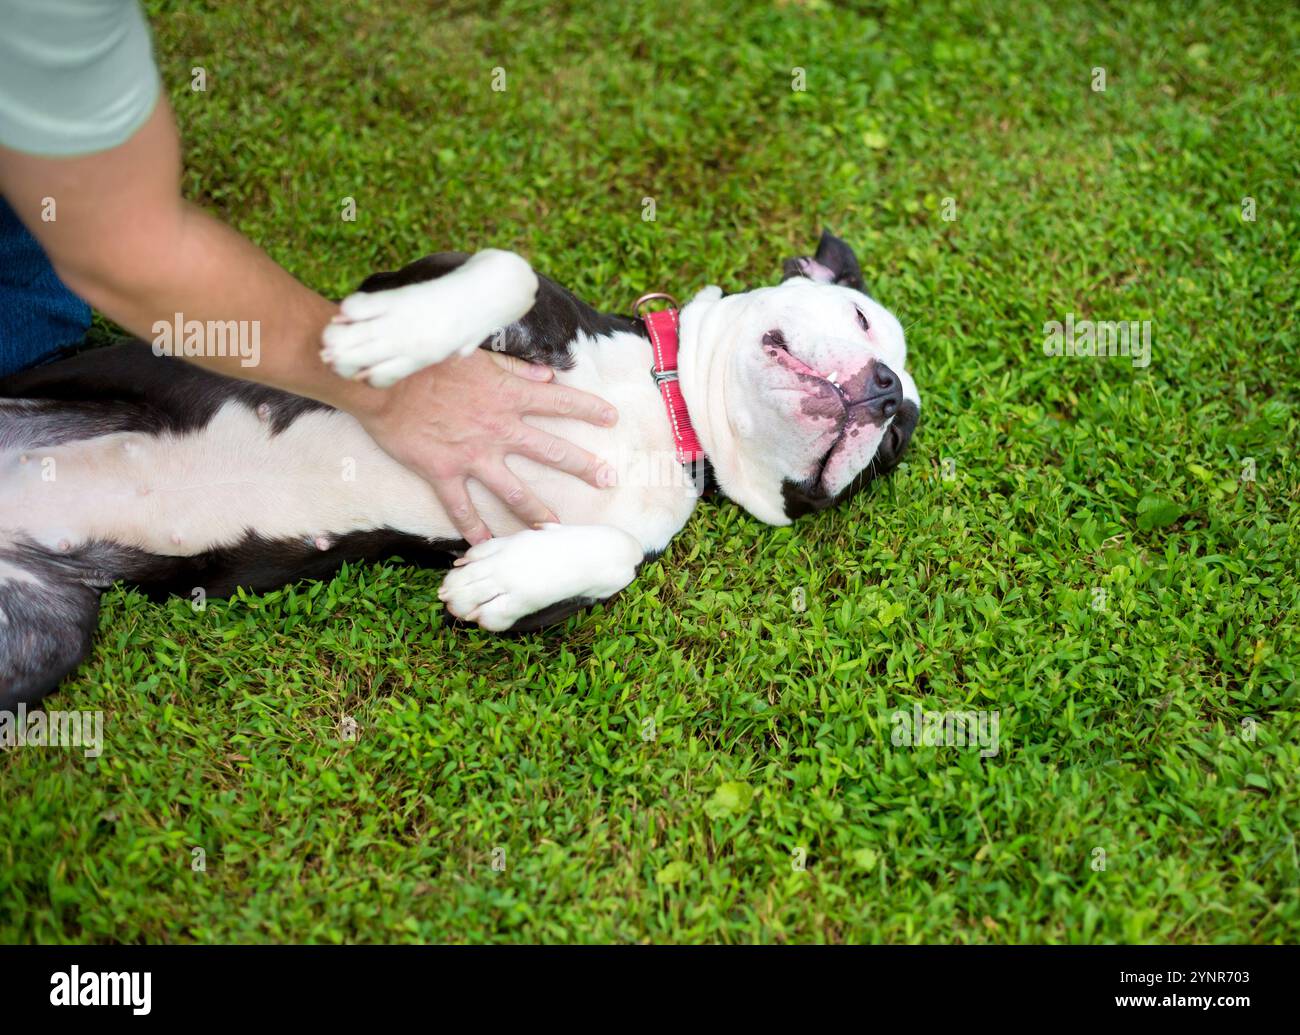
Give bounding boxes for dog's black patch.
[127,528,466,601]
[0,340,328,437]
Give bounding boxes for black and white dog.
[0,231,919,705]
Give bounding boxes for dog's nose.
[863,361,903,421]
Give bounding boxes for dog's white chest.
[490,330,699,552]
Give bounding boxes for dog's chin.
[818,423,886,498]
[698,379,852,527]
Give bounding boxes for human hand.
[357,349,619,544]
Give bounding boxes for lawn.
[1,0,1297,943]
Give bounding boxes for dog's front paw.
[321,249,539,388]
[437,524,641,632]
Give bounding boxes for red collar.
[635,292,706,467]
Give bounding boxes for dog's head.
[677,230,920,524]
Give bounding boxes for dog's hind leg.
[0,540,106,708]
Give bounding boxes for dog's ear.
[781,229,866,292]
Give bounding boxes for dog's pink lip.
[762,336,849,404]
[760,335,849,484]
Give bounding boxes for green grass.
[2,0,1298,943]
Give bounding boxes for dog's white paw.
[321,249,539,387]
[437,524,641,631]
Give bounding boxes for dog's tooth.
[314,535,332,551]
[256,402,272,421]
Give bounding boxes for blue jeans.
[0,195,91,378]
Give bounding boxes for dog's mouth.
[760,329,855,484]
[760,330,852,404]
[758,330,906,493]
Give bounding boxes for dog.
[0,230,919,706]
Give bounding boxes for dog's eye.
[855,306,870,332]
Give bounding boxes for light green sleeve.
[0,0,162,156]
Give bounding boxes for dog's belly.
[0,332,695,559]
[0,403,429,556]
